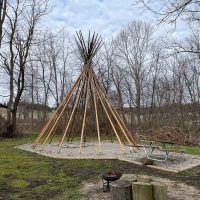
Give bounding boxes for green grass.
[0,134,112,200]
[178,145,200,155]
[0,134,199,200]
[9,179,30,189]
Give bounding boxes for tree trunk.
[136,86,141,127]
[5,108,17,138]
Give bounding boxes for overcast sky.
[42,0,150,36]
[42,0,182,38]
[40,0,188,38]
[0,0,188,103]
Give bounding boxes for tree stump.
[141,157,154,165]
[152,182,167,200]
[110,180,132,200]
[132,182,153,200]
[121,174,137,183]
[137,175,152,183]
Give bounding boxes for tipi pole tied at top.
[33,31,138,153]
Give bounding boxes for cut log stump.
[132,182,153,200]
[137,175,152,183]
[152,181,167,200]
[110,179,132,200]
[121,174,137,183]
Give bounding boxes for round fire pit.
[100,171,122,192]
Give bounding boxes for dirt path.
[81,178,200,200]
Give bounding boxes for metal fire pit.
[100,171,122,192]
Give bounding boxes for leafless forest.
[0,0,199,144]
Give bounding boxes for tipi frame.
[33,31,137,153]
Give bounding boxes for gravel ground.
[81,177,200,200]
[17,141,200,172]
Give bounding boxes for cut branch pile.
[138,126,186,145]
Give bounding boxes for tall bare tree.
[0,0,48,137]
[0,0,7,48]
[115,20,153,126]
[136,0,200,24]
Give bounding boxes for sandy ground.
[81,178,200,200]
[17,141,200,172]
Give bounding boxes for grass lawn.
[0,134,199,200]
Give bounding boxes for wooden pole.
[40,80,81,150]
[67,82,85,143]
[46,110,71,145]
[79,71,90,153]
[91,74,101,150]
[92,72,136,145]
[94,76,125,153]
[105,98,137,144]
[58,68,88,152]
[81,72,88,147]
[40,68,87,151]
[98,89,134,146]
[33,66,87,148]
[111,107,138,144]
[99,96,114,142]
[34,92,73,149]
[33,97,67,148]
[92,70,137,145]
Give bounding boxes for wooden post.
[92,70,138,145]
[79,71,90,153]
[152,182,167,200]
[94,77,125,153]
[39,84,78,150]
[110,180,132,200]
[33,99,67,148]
[40,75,84,151]
[90,75,101,150]
[33,66,85,148]
[98,91,134,146]
[132,182,153,200]
[93,75,134,145]
[58,68,88,152]
[67,82,85,143]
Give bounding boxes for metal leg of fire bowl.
[102,179,110,192]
